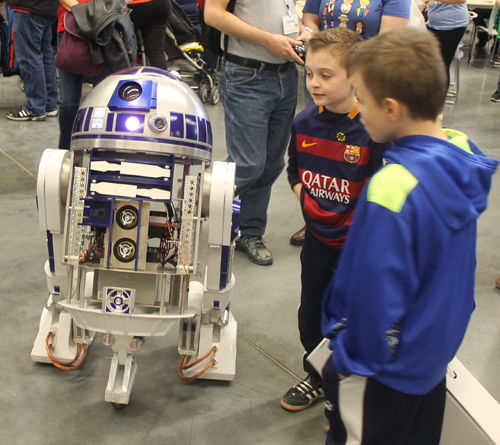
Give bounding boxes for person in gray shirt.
[205,0,304,266]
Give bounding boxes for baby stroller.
[164,1,220,105]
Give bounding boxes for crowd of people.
[1,0,500,443]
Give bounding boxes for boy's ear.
[382,98,402,122]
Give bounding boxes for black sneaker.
[6,108,46,121]
[235,235,273,266]
[46,108,58,117]
[491,91,500,102]
[281,374,323,411]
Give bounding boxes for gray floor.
[1,50,500,445]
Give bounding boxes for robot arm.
[32,149,93,365]
[178,161,238,381]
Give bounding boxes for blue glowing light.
[125,116,140,131]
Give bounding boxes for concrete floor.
[1,49,500,445]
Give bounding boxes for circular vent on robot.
[116,205,139,230]
[113,238,137,262]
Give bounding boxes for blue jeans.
[220,60,298,237]
[302,70,315,109]
[13,11,58,116]
[57,32,111,149]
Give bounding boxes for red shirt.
[57,0,93,34]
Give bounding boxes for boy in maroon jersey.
[281,27,393,411]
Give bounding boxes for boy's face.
[354,74,395,143]
[305,49,356,113]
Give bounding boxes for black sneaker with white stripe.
[6,108,46,121]
[491,90,500,102]
[281,374,323,411]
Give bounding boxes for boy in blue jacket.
[321,28,499,444]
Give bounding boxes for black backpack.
[199,0,236,56]
[170,0,202,46]
[0,7,20,77]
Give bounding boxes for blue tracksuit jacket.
[321,129,499,395]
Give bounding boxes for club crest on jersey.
[344,145,361,163]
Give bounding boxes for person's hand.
[0,2,8,25]
[338,373,346,380]
[298,29,313,41]
[293,183,302,200]
[266,34,305,64]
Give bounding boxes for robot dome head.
[70,67,213,162]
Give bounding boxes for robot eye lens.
[148,114,168,133]
[154,117,167,130]
[119,82,142,101]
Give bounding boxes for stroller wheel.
[209,86,220,105]
[199,84,209,103]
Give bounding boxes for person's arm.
[298,12,321,40]
[59,0,79,11]
[323,181,417,379]
[379,0,411,32]
[423,0,465,4]
[369,140,394,174]
[0,0,8,25]
[302,12,321,31]
[287,126,302,199]
[293,183,303,200]
[204,0,304,63]
[379,15,409,32]
[286,155,302,198]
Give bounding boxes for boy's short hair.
[347,28,447,120]
[305,28,362,69]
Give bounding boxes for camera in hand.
[293,44,306,63]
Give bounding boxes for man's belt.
[224,53,293,73]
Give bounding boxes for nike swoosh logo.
[302,141,317,148]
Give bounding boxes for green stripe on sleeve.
[367,164,419,213]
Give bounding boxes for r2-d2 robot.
[31,67,238,407]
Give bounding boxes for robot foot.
[31,305,93,366]
[178,311,237,382]
[105,353,137,406]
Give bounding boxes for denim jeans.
[302,69,315,109]
[220,60,298,237]
[57,32,111,149]
[13,11,58,116]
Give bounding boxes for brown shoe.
[495,276,500,289]
[290,225,306,245]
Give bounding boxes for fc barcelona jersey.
[288,105,393,246]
